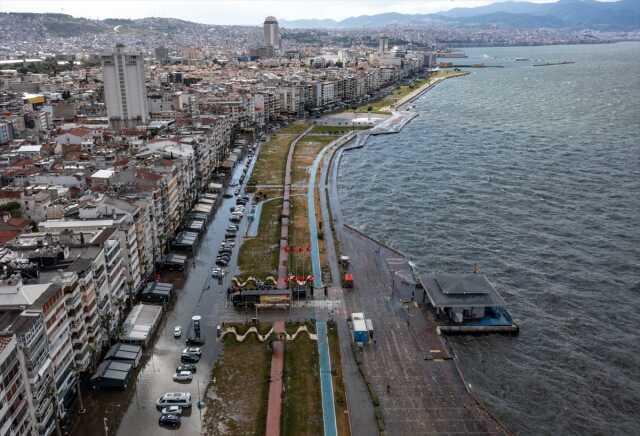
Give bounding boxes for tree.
[0,202,22,218]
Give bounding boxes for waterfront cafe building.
[419,273,507,323]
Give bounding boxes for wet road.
[115,151,256,436]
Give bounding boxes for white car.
[172,371,193,382]
[182,347,202,356]
[212,268,225,278]
[156,392,192,408]
[161,405,183,415]
[173,326,182,338]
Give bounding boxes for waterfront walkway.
[322,115,510,434]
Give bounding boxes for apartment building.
[1,311,56,436]
[0,279,76,425]
[0,333,34,436]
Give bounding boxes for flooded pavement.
[115,157,259,436]
[67,152,257,436]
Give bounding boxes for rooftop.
[420,273,507,309]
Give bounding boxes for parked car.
[176,364,197,373]
[156,392,192,408]
[221,241,235,248]
[180,353,200,363]
[161,405,183,415]
[173,371,193,382]
[173,326,182,338]
[183,347,202,356]
[159,414,181,428]
[212,268,226,278]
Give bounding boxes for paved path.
[278,126,314,288]
[266,321,285,436]
[338,218,507,435]
[307,137,335,289]
[316,320,338,436]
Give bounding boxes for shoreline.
[321,134,512,435]
[394,70,470,111]
[319,70,512,433]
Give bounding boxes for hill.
[281,0,640,30]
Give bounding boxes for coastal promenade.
[316,68,511,434]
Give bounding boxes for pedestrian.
[324,286,328,297]
[386,384,391,394]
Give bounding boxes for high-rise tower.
[263,16,281,52]
[101,44,149,129]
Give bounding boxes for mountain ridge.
[280,0,640,29]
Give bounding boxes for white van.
[156,392,192,408]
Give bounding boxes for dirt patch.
[203,335,272,436]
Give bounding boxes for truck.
[351,312,370,345]
[231,290,291,308]
[186,315,205,345]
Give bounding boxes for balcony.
[71,328,87,346]
[82,290,96,308]
[66,293,82,311]
[36,397,53,420]
[74,347,92,372]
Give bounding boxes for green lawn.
[237,198,283,279]
[291,135,335,186]
[278,121,310,135]
[311,125,370,135]
[249,134,295,187]
[282,334,323,436]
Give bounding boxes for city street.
[111,151,259,436]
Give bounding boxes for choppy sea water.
[337,42,640,435]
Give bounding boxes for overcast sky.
[0,0,564,25]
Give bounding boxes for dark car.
[181,353,200,363]
[177,364,197,373]
[159,414,181,428]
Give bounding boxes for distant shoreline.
[443,39,640,49]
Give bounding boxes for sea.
[337,42,640,435]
